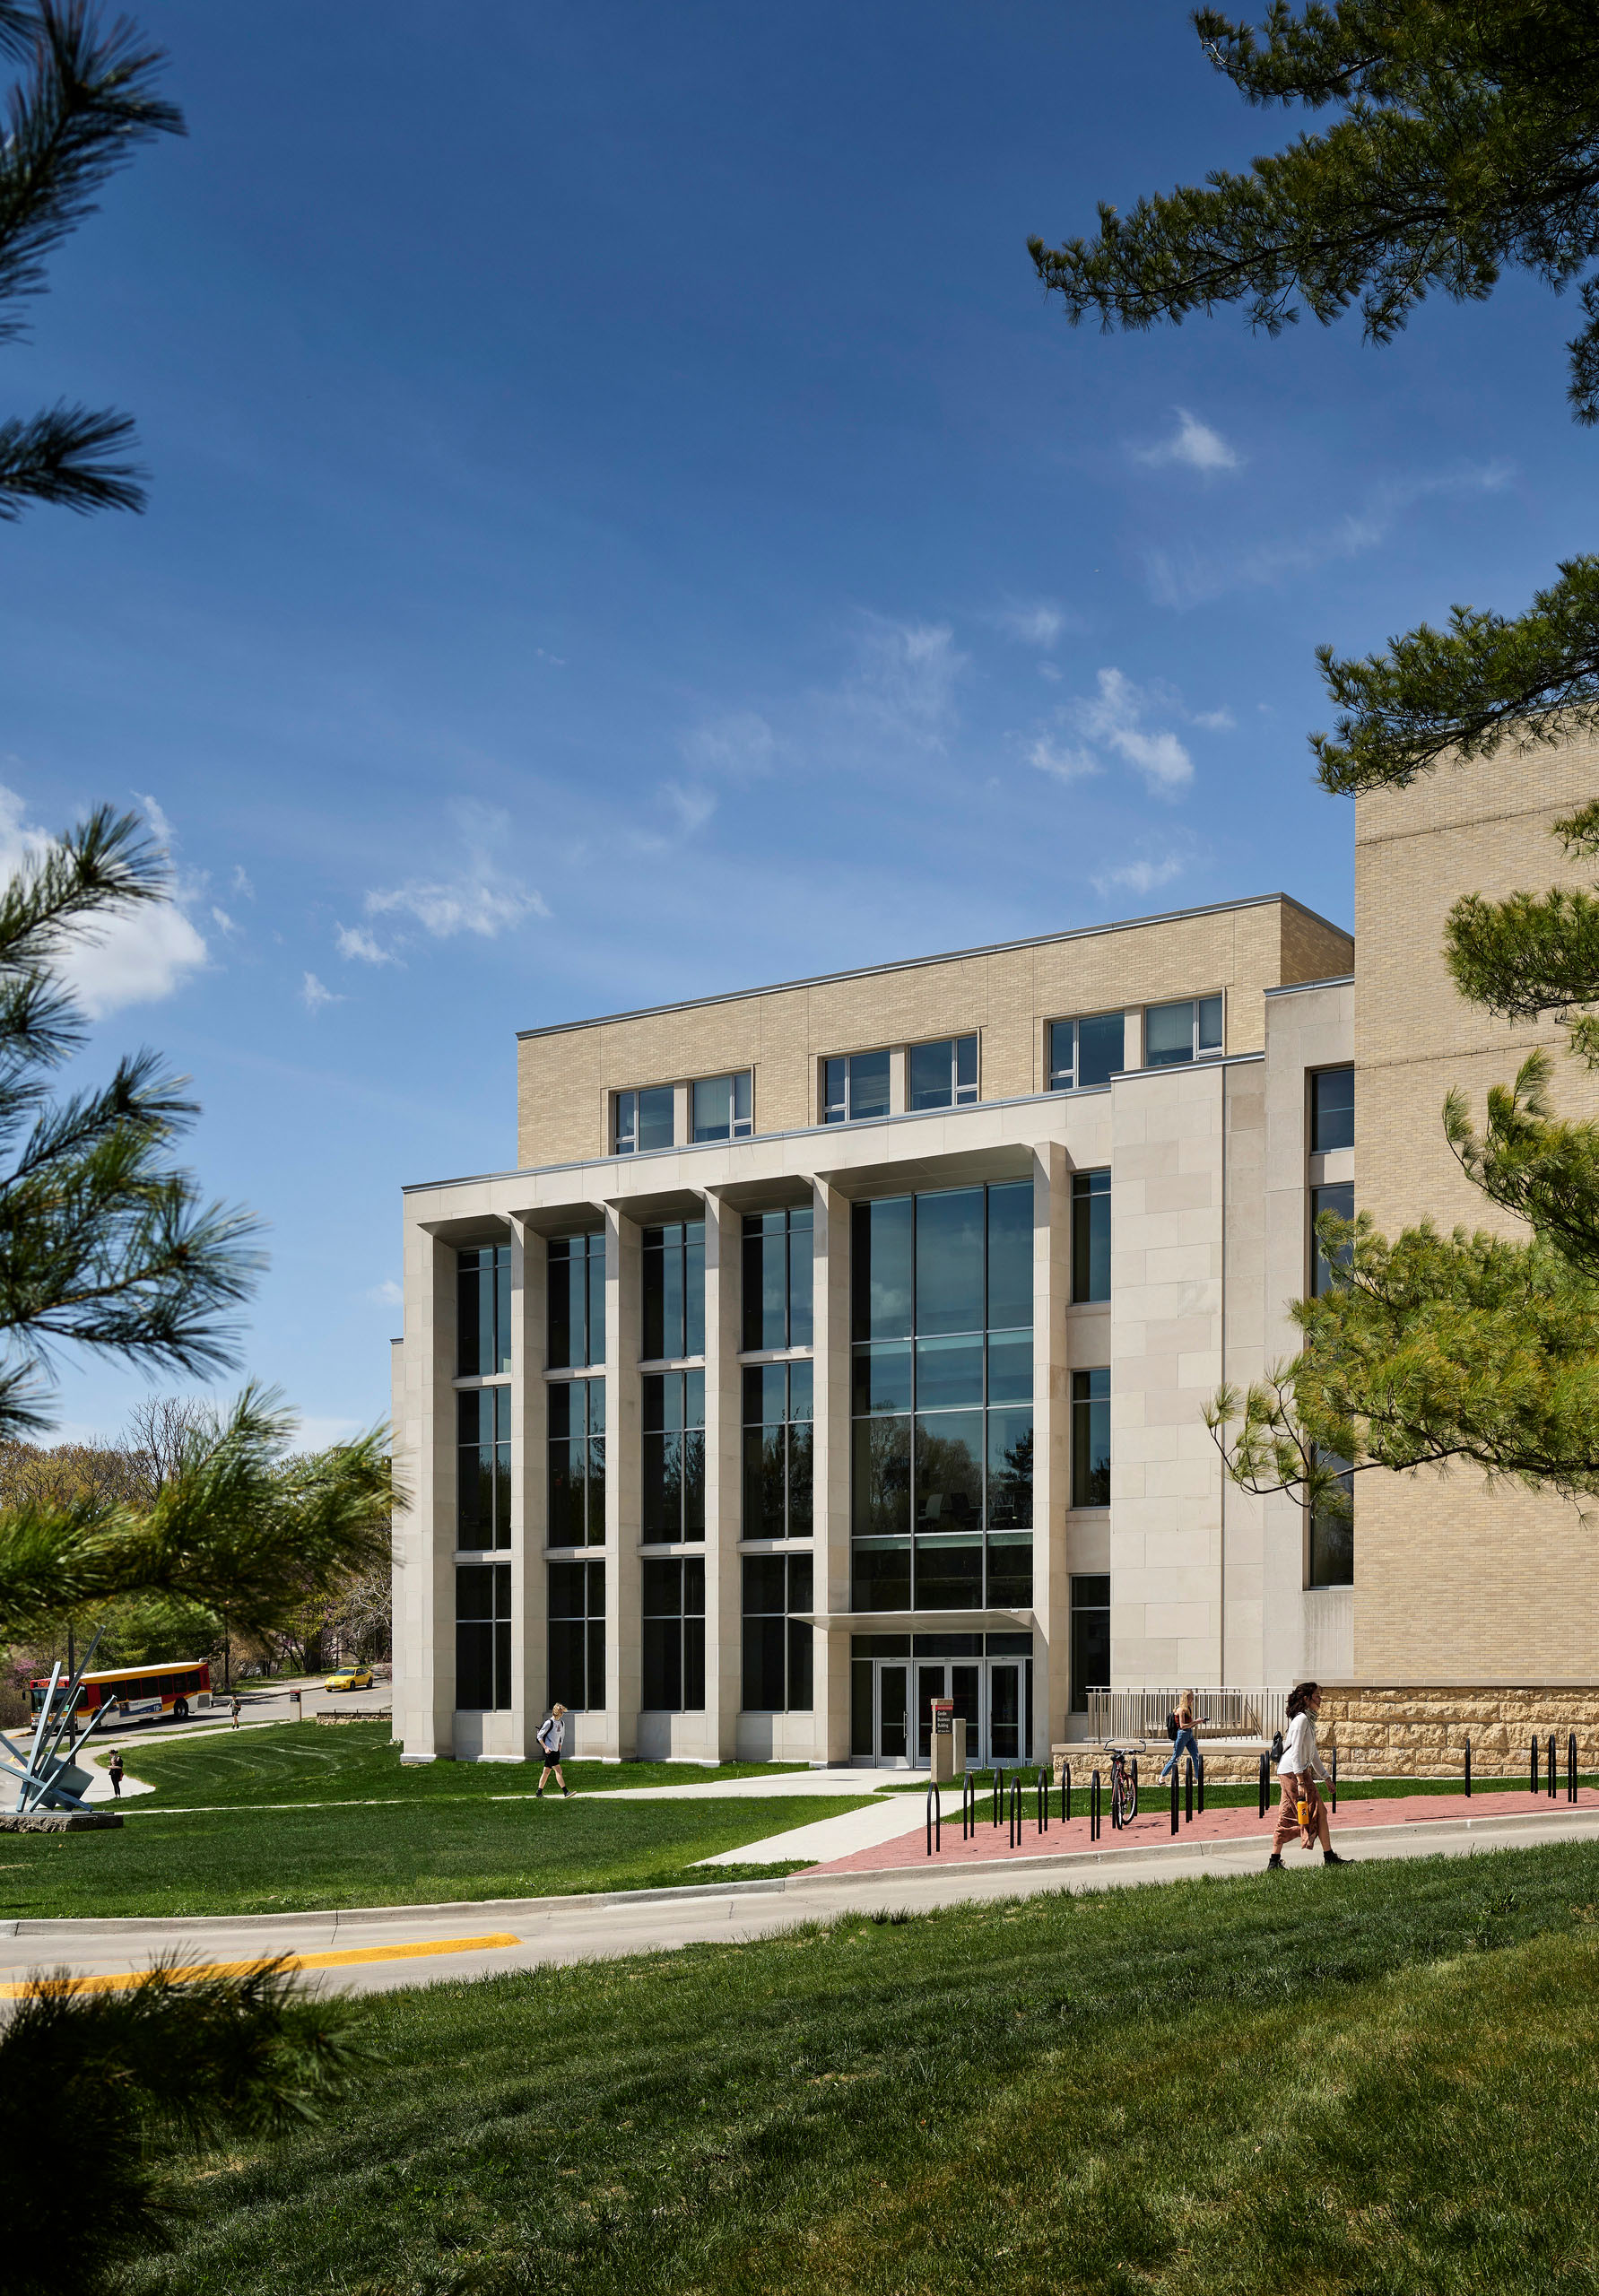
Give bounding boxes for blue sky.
[2,1,1590,1443]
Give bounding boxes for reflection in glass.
[914,1188,984,1335]
[986,1535,1032,1608]
[914,1412,982,1530]
[1072,1368,1110,1507]
[853,1416,911,1536]
[853,1196,912,1340]
[1311,1181,1355,1295]
[986,1331,1032,1405]
[1312,1065,1354,1152]
[1072,1170,1111,1303]
[986,1409,1033,1528]
[986,1182,1032,1330]
[914,1334,984,1410]
[914,1538,982,1610]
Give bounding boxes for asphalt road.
[4,1803,1595,2001]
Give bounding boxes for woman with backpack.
[535,1703,569,1797]
[1160,1690,1204,1788]
[1267,1681,1350,1869]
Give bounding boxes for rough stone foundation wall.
[1319,1685,1599,1778]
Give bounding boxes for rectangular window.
[547,1232,605,1369]
[1047,1013,1124,1092]
[1071,1369,1110,1508]
[743,1361,813,1538]
[1311,1181,1355,1296]
[548,1558,604,1710]
[1311,1065,1354,1152]
[1070,1573,1110,1711]
[642,1370,705,1542]
[1144,996,1224,1067]
[547,1378,605,1546]
[643,1221,705,1361]
[641,1557,705,1710]
[691,1071,752,1143]
[1072,1170,1111,1303]
[1308,1453,1354,1587]
[822,1048,891,1124]
[614,1086,675,1156]
[455,1561,511,1711]
[908,1033,978,1112]
[849,1184,1033,1611]
[742,1552,814,1711]
[456,1387,510,1551]
[456,1243,511,1377]
[742,1205,813,1352]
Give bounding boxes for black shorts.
[539,1749,563,1765]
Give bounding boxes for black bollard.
[962,1769,977,1841]
[1549,1732,1558,1801]
[1091,1768,1101,1842]
[1570,1730,1578,1805]
[1038,1764,1048,1836]
[1062,1761,1072,1825]
[1197,1760,1205,1817]
[993,1765,1002,1828]
[926,1777,941,1857]
[1257,1752,1269,1821]
[1464,1737,1472,1798]
[1532,1734,1540,1795]
[1185,1756,1194,1825]
[1331,1745,1338,1814]
[1170,1761,1179,1837]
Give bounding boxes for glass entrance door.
[867,1658,1011,1768]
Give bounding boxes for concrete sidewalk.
[4,1803,1596,2001]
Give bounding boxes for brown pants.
[1272,1772,1329,1854]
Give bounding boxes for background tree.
[1031,0,1599,1506]
[0,1,182,519]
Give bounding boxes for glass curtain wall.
[456,1562,511,1710]
[641,1557,705,1709]
[548,1233,605,1369]
[742,1552,814,1710]
[547,1558,605,1709]
[457,1244,511,1375]
[742,1206,813,1350]
[642,1370,705,1540]
[1071,1370,1110,1507]
[743,1362,813,1536]
[548,1380,605,1545]
[642,1221,704,1360]
[456,1387,510,1549]
[850,1183,1033,1612]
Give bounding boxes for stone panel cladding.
[1317,1685,1599,1779]
[516,894,1353,1169]
[1354,730,1599,1682]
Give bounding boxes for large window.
[641,1557,705,1710]
[742,1552,813,1711]
[456,1387,510,1550]
[548,1378,605,1546]
[614,1086,674,1156]
[1144,996,1223,1067]
[743,1361,813,1537]
[822,1048,891,1124]
[643,1370,705,1542]
[548,1232,605,1368]
[457,1244,511,1376]
[1308,1453,1354,1587]
[1072,1170,1110,1302]
[1070,1574,1110,1711]
[1311,1065,1354,1152]
[1048,1014,1124,1092]
[643,1221,704,1361]
[548,1558,604,1711]
[908,1034,978,1111]
[1311,1181,1355,1295]
[691,1072,752,1142]
[456,1562,510,1711]
[850,1184,1032,1613]
[743,1206,813,1351]
[1071,1369,1110,1508]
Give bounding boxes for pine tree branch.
[0,399,144,516]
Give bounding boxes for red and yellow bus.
[30,1660,213,1726]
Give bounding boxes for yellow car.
[324,1666,376,1692]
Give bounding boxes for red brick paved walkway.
[804,1783,1599,1877]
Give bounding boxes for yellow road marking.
[0,1931,521,1996]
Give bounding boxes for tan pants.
[1272,1772,1328,1854]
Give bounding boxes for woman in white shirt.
[1267,1681,1350,1869]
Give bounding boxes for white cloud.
[366,1278,403,1308]
[534,648,566,666]
[231,865,255,900]
[300,970,342,1012]
[1071,668,1194,795]
[133,790,177,850]
[0,785,210,1019]
[1025,734,1099,786]
[211,905,239,936]
[1038,662,1063,683]
[991,600,1076,649]
[1191,708,1236,732]
[364,804,549,941]
[1092,853,1186,900]
[848,614,965,744]
[1134,407,1241,474]
[336,923,397,965]
[661,781,717,836]
[679,710,777,780]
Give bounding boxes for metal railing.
[1086,1686,1290,1743]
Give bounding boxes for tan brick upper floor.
[516,893,1353,1169]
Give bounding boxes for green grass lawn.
[135,1837,1599,2295]
[0,1723,868,1918]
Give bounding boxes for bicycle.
[1106,1740,1143,1827]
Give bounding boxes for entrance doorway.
[856,1648,1034,1769]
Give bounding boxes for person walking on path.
[230,1694,241,1728]
[1160,1690,1205,1787]
[1268,1681,1349,1869]
[536,1704,570,1797]
[106,1748,124,1800]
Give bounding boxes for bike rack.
[925,1776,941,1857]
[1060,1761,1072,1826]
[1170,1760,1179,1838]
[1531,1734,1540,1795]
[1184,1756,1194,1825]
[1036,1764,1049,1836]
[961,1768,978,1841]
[1570,1730,1579,1805]
[1548,1732,1558,1801]
[1464,1736,1471,1797]
[1330,1745,1337,1815]
[1257,1751,1269,1820]
[992,1764,1003,1828]
[1090,1768,1101,1843]
[1008,1770,1022,1848]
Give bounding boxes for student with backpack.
[1160,1690,1204,1787]
[1267,1681,1350,1869]
[106,1749,124,1800]
[535,1704,570,1797]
